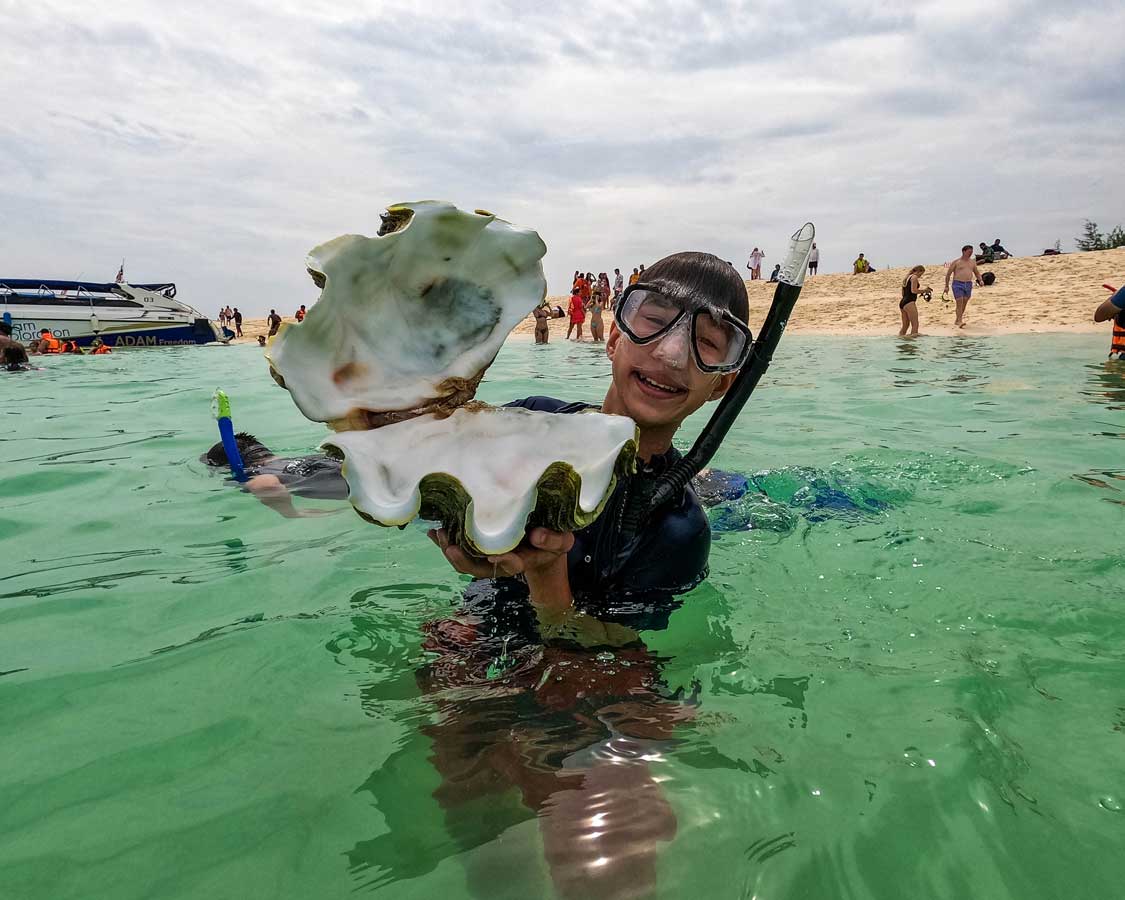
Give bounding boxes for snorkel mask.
[614,283,753,373]
[628,222,816,521]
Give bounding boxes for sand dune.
[512,247,1125,340]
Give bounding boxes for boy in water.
[429,251,751,614]
[944,244,985,328]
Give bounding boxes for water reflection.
[1080,360,1125,415]
[344,586,694,898]
[885,335,998,394]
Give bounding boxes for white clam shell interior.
[325,407,638,555]
[269,201,547,422]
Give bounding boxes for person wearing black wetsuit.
[203,432,347,517]
[429,251,752,621]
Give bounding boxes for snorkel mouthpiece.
[211,388,247,482]
[643,222,815,515]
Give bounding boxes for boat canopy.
[0,279,176,298]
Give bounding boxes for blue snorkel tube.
[211,389,246,482]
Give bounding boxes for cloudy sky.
[3,0,1123,317]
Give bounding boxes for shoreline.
[232,247,1123,344]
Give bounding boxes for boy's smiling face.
[604,322,737,432]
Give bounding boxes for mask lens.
[694,311,747,369]
[621,289,683,338]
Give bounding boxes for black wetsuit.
[235,397,711,627]
[500,396,710,627]
[246,455,349,500]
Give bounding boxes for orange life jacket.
[40,333,61,353]
[295,309,306,322]
[1112,313,1125,357]
[92,344,112,354]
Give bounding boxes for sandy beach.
[231,247,1125,345]
[510,247,1125,341]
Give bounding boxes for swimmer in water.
[0,321,24,355]
[203,432,346,518]
[418,250,779,899]
[3,345,33,372]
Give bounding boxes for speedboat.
[0,279,229,347]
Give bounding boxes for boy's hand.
[428,526,574,580]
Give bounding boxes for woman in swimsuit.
[898,265,929,337]
[586,289,604,342]
[533,303,551,344]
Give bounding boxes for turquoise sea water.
[1,335,1123,900]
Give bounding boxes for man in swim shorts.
[1094,284,1125,359]
[203,433,347,517]
[944,244,985,328]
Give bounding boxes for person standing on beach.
[267,309,282,337]
[746,248,764,280]
[587,287,605,342]
[898,265,930,337]
[532,303,551,344]
[1094,284,1125,359]
[808,242,819,275]
[613,268,624,303]
[629,267,640,286]
[943,245,984,328]
[233,308,243,337]
[566,287,585,341]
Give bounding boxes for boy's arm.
[429,526,575,609]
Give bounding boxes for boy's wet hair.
[204,431,273,467]
[641,251,750,322]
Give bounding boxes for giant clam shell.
[267,200,548,428]
[269,201,638,555]
[325,404,638,556]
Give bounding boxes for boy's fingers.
[485,552,524,576]
[528,528,574,553]
[443,544,490,577]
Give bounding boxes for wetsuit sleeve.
[504,396,595,414]
[569,487,711,632]
[250,456,349,500]
[627,495,711,597]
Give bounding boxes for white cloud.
[1,0,1123,316]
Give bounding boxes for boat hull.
[4,308,226,347]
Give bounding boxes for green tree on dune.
[1076,220,1125,251]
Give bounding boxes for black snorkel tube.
[642,222,816,516]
